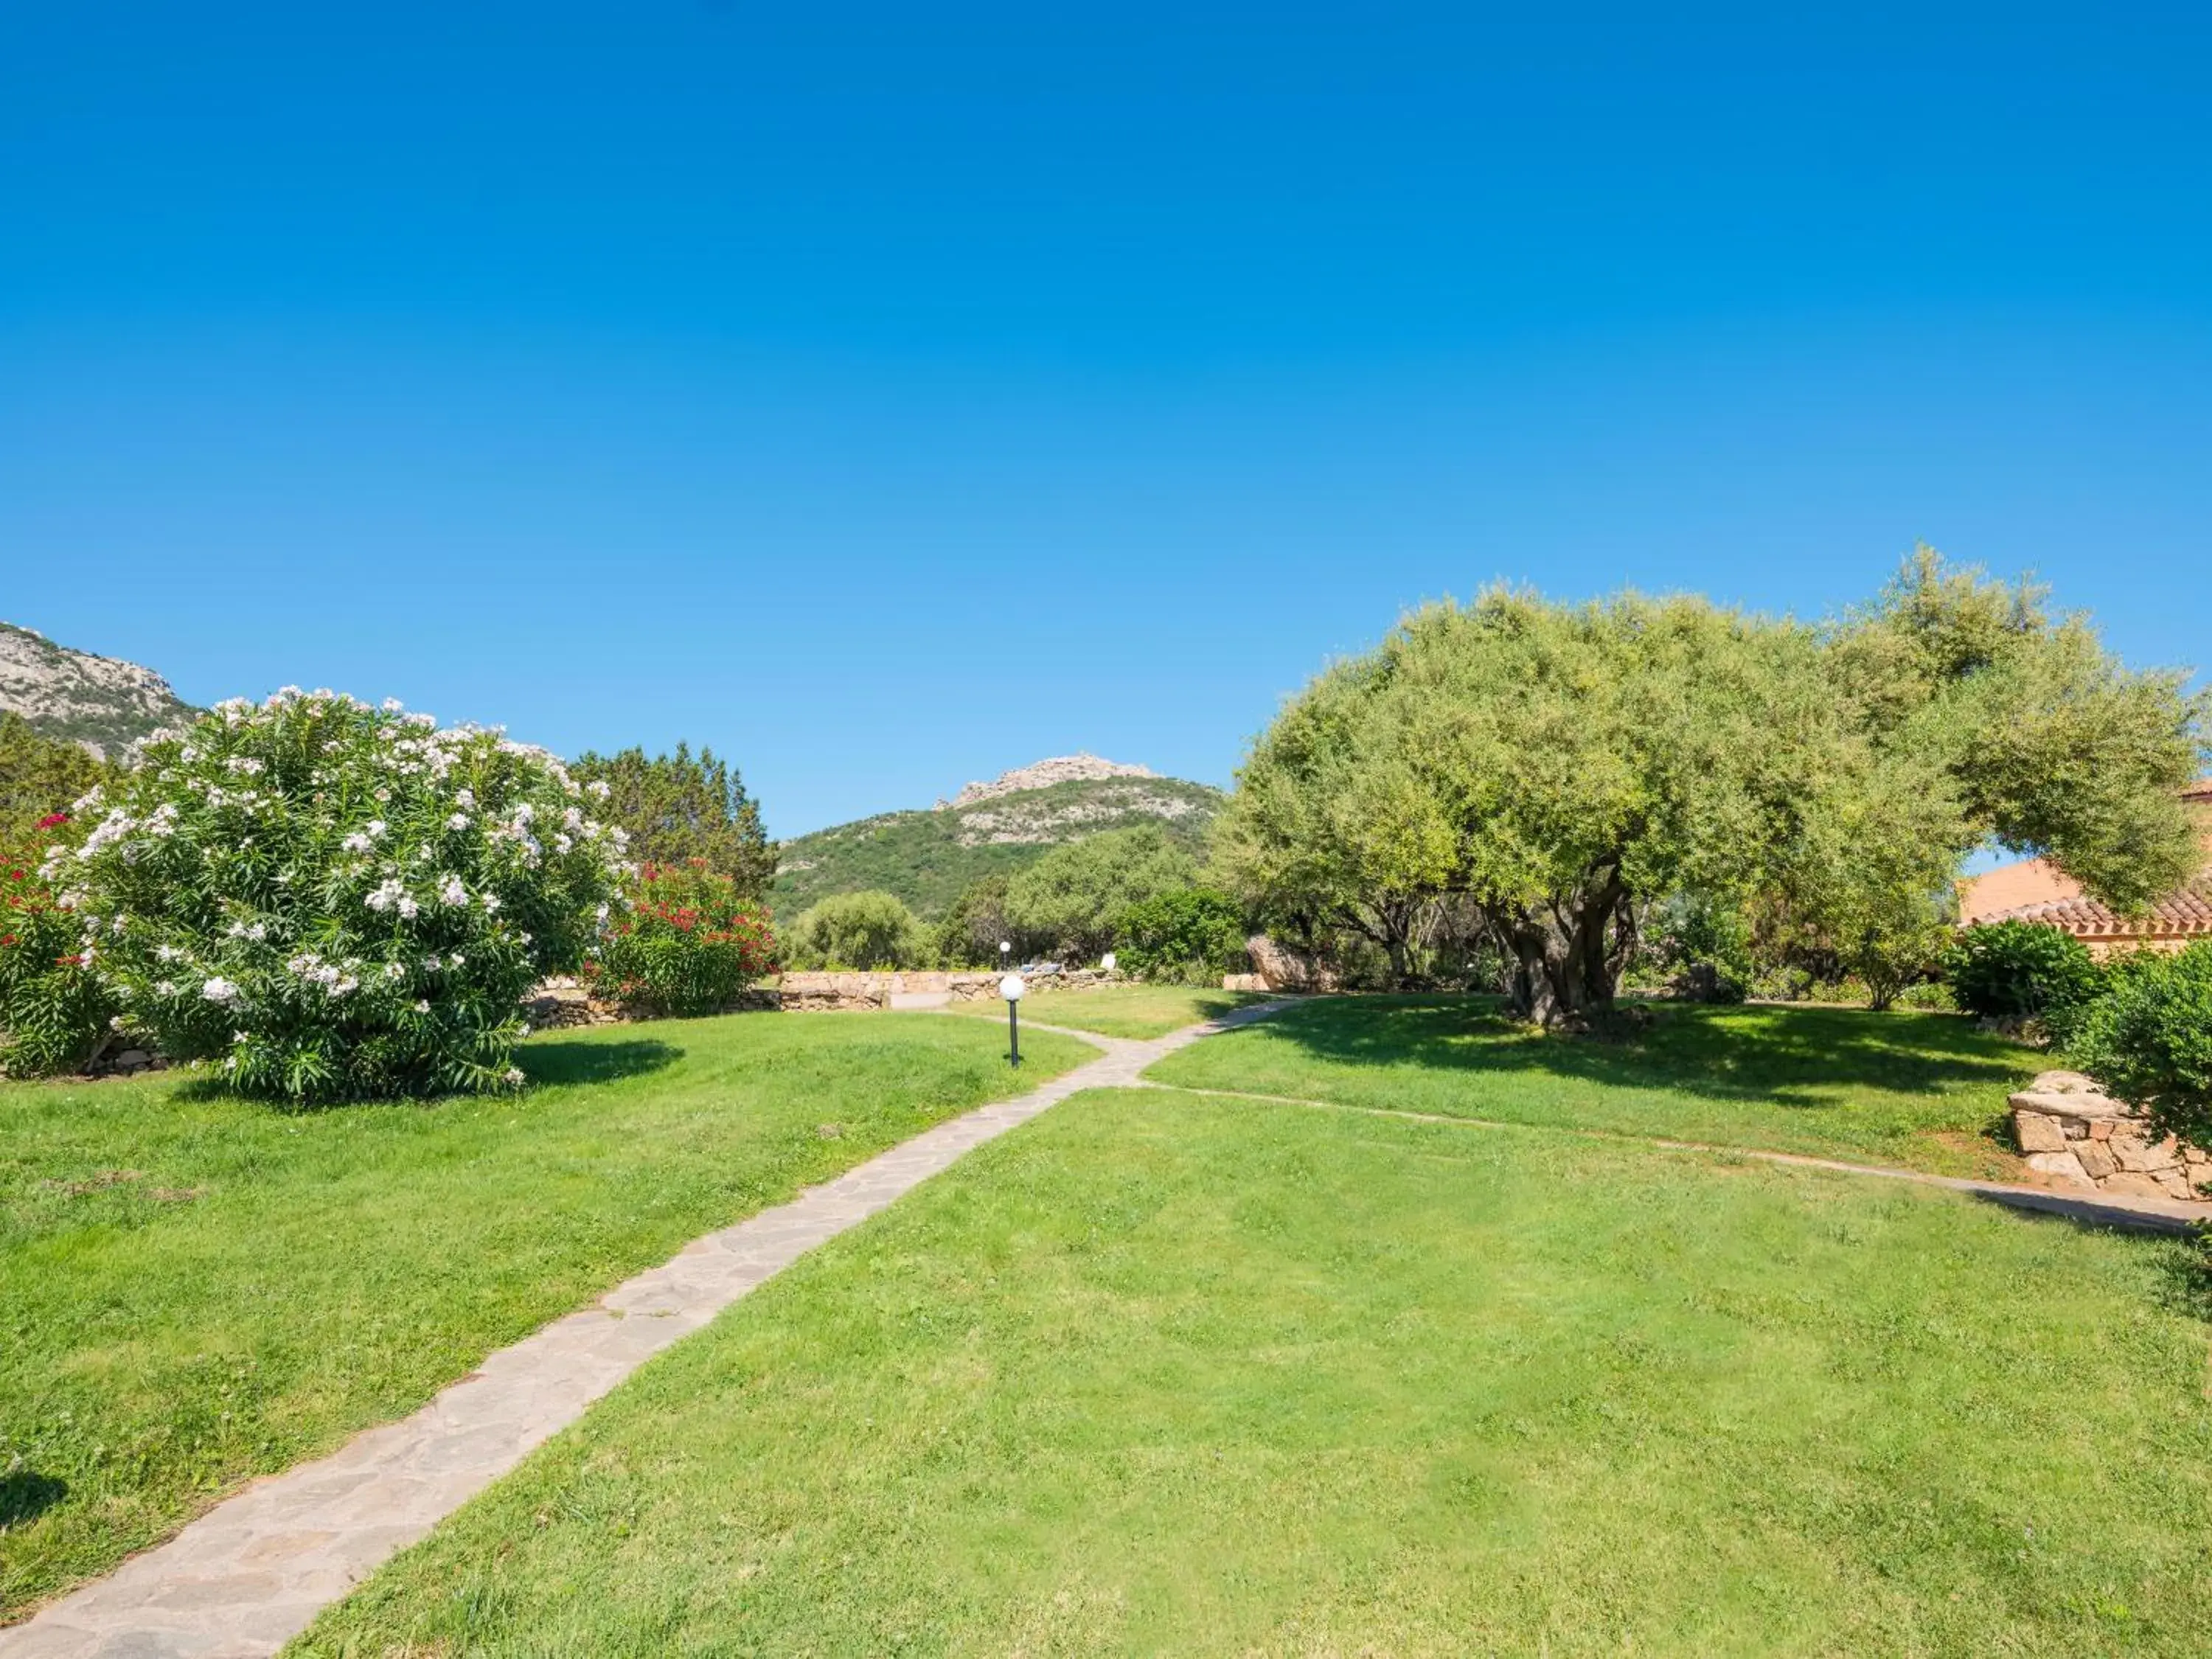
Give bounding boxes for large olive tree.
[1215,553,2205,1026]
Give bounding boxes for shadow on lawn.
[519,1039,682,1088]
[0,1468,66,1530]
[1266,995,2039,1113]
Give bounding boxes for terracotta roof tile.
[1972,874,2212,939]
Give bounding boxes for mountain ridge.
[773,759,1224,919]
[0,621,201,757]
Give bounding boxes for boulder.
[2023,1150,2093,1189]
[2011,1111,2070,1155]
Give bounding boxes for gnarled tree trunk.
[1489,869,1635,1028]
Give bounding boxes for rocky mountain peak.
[942,754,1158,810]
[0,620,200,758]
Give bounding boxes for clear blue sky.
[4,2,2206,836]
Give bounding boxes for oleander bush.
[0,813,119,1077]
[1116,886,1248,983]
[783,889,924,971]
[593,858,776,1017]
[58,689,627,1104]
[2070,940,2212,1152]
[1944,919,2102,1024]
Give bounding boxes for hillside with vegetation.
[0,620,199,757]
[771,761,1224,919]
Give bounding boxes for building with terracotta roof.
[1958,781,2212,954]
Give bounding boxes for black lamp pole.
[1008,995,1021,1067]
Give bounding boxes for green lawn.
[296,1086,2212,1657]
[1147,994,2042,1177]
[945,983,1276,1040]
[0,1012,1094,1619]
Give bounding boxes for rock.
[1245,934,1338,993]
[113,1048,150,1066]
[2073,1140,2118,1180]
[2110,1135,2183,1173]
[1222,973,1267,992]
[2089,1120,2115,1141]
[2098,1172,2169,1200]
[2028,1070,2103,1095]
[2024,1150,2093,1188]
[2012,1111,2069,1154]
[2154,1169,2200,1200]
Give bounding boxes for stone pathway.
[1158,1083,2212,1234]
[0,1004,1294,1659]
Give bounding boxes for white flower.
[382,696,405,712]
[366,819,388,838]
[374,787,391,803]
[423,953,442,970]
[479,892,501,914]
[439,875,469,907]
[454,787,476,809]
[587,779,611,799]
[448,951,465,967]
[414,998,431,1013]
[201,976,240,1003]
[563,806,585,831]
[155,979,178,997]
[365,878,406,914]
[383,961,405,980]
[447,812,470,830]
[341,831,375,854]
[503,1067,525,1087]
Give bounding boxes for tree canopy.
[1004,826,1198,961]
[570,742,775,899]
[0,713,108,845]
[1214,552,2206,1026]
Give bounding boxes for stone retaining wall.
[524,965,1130,1023]
[2011,1070,2209,1203]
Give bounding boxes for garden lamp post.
[1000,971,1026,1067]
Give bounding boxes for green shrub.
[2070,941,2212,1153]
[1944,919,2102,1022]
[63,689,625,1104]
[593,858,775,1017]
[1117,887,1248,983]
[1,813,119,1076]
[1647,893,1754,1003]
[1005,827,1197,962]
[785,889,923,970]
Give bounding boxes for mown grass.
[296,1086,2212,1657]
[1147,994,2041,1177]
[0,1012,1094,1619]
[945,983,1274,1040]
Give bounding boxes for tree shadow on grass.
[0,1468,66,1530]
[1260,995,2040,1113]
[168,1039,684,1109]
[517,1039,683,1088]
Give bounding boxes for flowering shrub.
[60,689,628,1104]
[592,859,775,1017]
[1,814,118,1077]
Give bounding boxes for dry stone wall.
[2010,1070,2209,1204]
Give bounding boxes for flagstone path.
[0,1004,1294,1659]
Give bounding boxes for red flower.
[1,933,17,947]
[35,812,69,830]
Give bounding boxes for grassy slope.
[945,984,1274,1040]
[770,776,1222,919]
[1148,995,2042,1178]
[0,1013,1095,1618]
[297,1087,2212,1658]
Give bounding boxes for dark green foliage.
[571,743,774,900]
[2071,941,2212,1152]
[1004,827,1198,961]
[931,874,1015,968]
[785,890,924,970]
[770,776,1222,919]
[1116,886,1249,983]
[594,860,776,1018]
[0,714,108,846]
[0,818,118,1077]
[1944,920,2101,1021]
